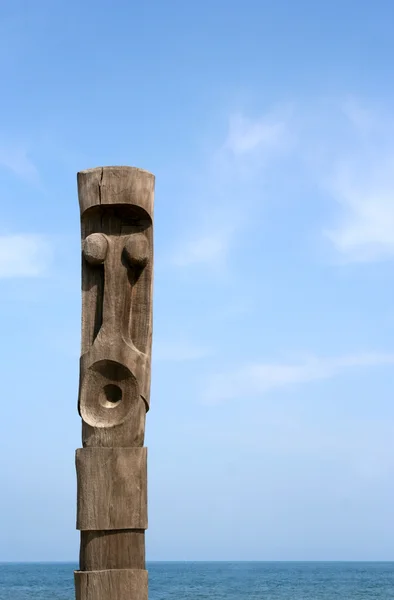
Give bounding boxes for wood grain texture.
[75,166,154,599]
[78,170,154,448]
[78,167,154,219]
[75,569,148,600]
[80,530,145,571]
[76,447,147,531]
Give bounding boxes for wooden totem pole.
[74,166,154,600]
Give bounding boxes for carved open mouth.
[79,359,138,428]
[100,384,123,408]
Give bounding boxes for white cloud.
[0,235,51,278]
[153,338,210,362]
[0,144,38,183]
[172,108,291,269]
[168,98,394,267]
[223,111,289,156]
[341,98,380,134]
[172,228,233,268]
[202,98,394,265]
[325,161,394,261]
[203,352,394,404]
[319,100,394,262]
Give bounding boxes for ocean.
[1,562,393,599]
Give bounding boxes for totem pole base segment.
[74,570,148,600]
[75,167,154,600]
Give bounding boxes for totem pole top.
[77,166,155,219]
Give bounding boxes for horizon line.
[1,559,394,564]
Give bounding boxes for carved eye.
[83,233,108,265]
[123,233,149,269]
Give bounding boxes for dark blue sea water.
[1,562,393,599]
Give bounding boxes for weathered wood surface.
[75,569,148,600]
[80,530,145,571]
[76,447,147,530]
[75,166,154,599]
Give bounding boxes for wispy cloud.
[0,143,39,183]
[172,228,233,268]
[325,160,394,262]
[171,98,394,267]
[153,338,211,362]
[0,234,51,278]
[171,108,291,269]
[223,111,290,157]
[203,352,394,403]
[316,99,394,262]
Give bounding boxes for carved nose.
[79,359,138,428]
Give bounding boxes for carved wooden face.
[78,205,153,440]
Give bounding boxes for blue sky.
[1,0,394,562]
